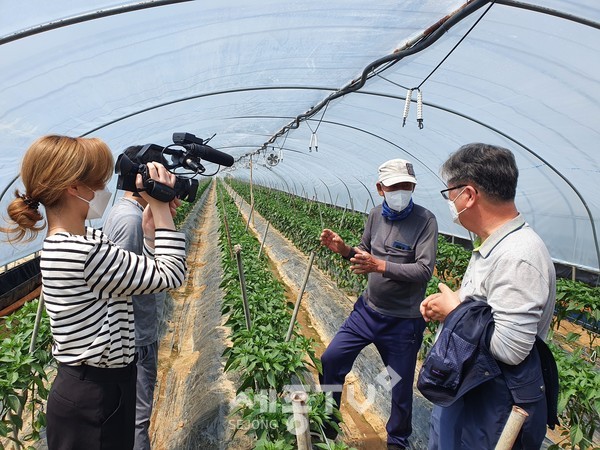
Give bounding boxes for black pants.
[46,361,137,450]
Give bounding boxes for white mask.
[385,190,412,212]
[77,187,112,220]
[447,187,467,225]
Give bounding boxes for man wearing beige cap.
[320,159,438,450]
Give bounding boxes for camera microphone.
[187,143,234,167]
[173,132,234,167]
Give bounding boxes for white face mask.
[384,189,412,212]
[447,187,467,225]
[76,187,112,220]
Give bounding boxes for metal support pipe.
[220,193,234,260]
[0,0,195,46]
[319,178,333,205]
[317,201,324,230]
[245,202,254,233]
[247,156,255,229]
[258,221,270,259]
[308,196,315,215]
[285,251,315,342]
[355,177,376,213]
[234,245,252,330]
[335,176,354,212]
[339,204,347,229]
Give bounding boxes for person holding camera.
[1,135,187,450]
[103,145,176,450]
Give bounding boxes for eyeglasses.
[440,184,467,200]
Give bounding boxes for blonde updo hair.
[1,135,114,243]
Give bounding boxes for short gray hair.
[441,143,518,201]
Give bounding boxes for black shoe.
[387,445,406,450]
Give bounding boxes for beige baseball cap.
[378,159,417,186]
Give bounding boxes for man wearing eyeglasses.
[421,143,556,450]
[319,158,438,450]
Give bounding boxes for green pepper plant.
[0,299,53,450]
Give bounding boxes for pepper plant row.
[227,179,368,297]
[173,179,210,227]
[0,299,53,450]
[216,183,348,449]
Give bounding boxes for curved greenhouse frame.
[1,0,599,273]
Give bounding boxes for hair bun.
[20,193,40,211]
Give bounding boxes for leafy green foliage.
[217,183,340,447]
[434,236,471,290]
[0,299,53,450]
[228,180,367,297]
[420,237,471,358]
[554,279,599,355]
[173,179,211,227]
[231,390,342,448]
[547,340,600,450]
[253,436,294,450]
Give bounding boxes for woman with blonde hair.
[1,135,187,450]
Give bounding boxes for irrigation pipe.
[285,251,315,342]
[495,405,529,450]
[234,244,252,330]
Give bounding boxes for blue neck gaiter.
[382,199,414,221]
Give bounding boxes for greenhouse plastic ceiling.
[1,0,599,272]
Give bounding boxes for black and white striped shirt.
[41,227,186,367]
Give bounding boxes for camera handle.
[142,179,177,202]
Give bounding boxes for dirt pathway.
[151,184,242,450]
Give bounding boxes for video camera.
[115,132,234,202]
